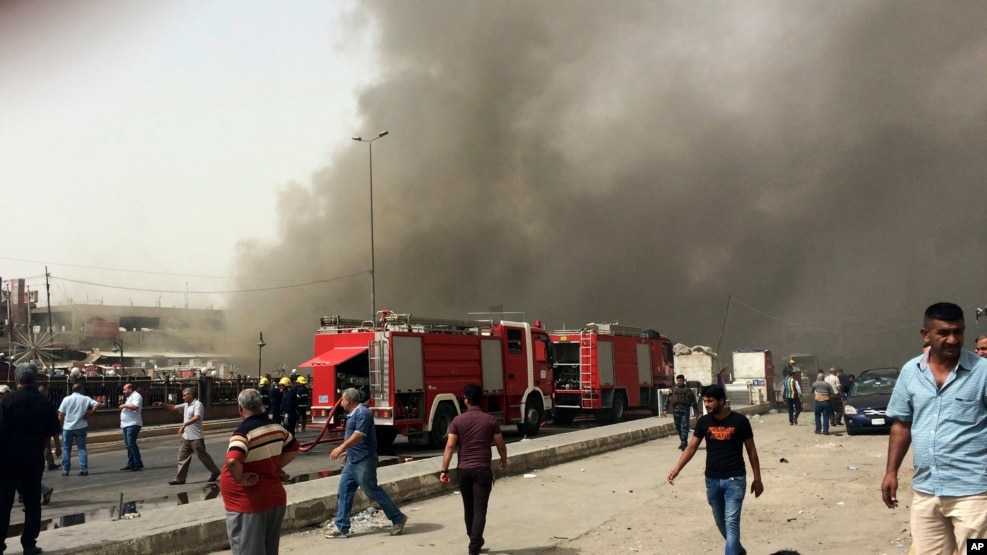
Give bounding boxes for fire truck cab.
[302,311,555,447]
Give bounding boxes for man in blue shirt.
[324,388,407,539]
[57,383,99,476]
[883,302,987,554]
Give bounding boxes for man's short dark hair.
[463,384,483,405]
[676,374,686,380]
[15,363,38,385]
[924,302,964,326]
[701,384,726,401]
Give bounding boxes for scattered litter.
[523,473,537,478]
[580,469,586,472]
[553,536,569,540]
[779,458,789,463]
[122,512,140,519]
[836,502,845,506]
[845,465,858,470]
[786,518,797,522]
[403,457,414,462]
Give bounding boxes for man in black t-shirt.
[667,385,764,555]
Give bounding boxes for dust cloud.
[228,1,987,374]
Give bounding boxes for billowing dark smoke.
[229,1,987,374]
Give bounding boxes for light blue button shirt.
[887,349,987,497]
[58,392,99,430]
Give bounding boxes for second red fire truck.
[301,311,554,447]
[550,323,674,424]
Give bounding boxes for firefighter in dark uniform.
[258,377,272,418]
[663,374,700,450]
[269,377,285,423]
[280,377,298,435]
[294,375,311,433]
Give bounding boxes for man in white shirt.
[154,388,222,485]
[825,368,843,426]
[118,383,144,471]
[57,383,99,476]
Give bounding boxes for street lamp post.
[257,331,266,379]
[352,130,389,320]
[112,339,124,374]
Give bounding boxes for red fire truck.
[301,311,554,447]
[550,323,674,424]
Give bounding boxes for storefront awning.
[297,347,366,368]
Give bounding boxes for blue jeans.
[123,425,143,468]
[705,476,746,555]
[334,456,404,532]
[814,400,831,433]
[62,428,89,472]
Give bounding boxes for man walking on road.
[883,302,987,554]
[781,372,802,425]
[664,374,700,450]
[57,383,99,476]
[667,385,764,555]
[325,388,407,539]
[810,372,835,435]
[440,384,508,555]
[37,385,60,471]
[0,363,61,555]
[118,383,144,471]
[221,388,299,555]
[154,388,222,485]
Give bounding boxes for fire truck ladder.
[580,330,597,409]
[297,397,346,453]
[368,338,386,403]
[379,312,493,334]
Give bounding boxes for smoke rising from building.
[228,1,987,372]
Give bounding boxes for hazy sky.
[3,1,986,372]
[1,0,373,308]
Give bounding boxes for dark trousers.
[786,397,802,424]
[0,461,44,552]
[829,394,844,425]
[285,411,299,435]
[672,405,691,447]
[458,467,494,555]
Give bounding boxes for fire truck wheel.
[553,408,576,425]
[516,395,543,437]
[376,426,398,448]
[429,403,457,447]
[611,393,627,422]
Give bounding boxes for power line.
[0,255,308,283]
[51,271,367,295]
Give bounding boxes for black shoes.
[121,465,144,471]
[23,546,43,555]
[79,471,89,476]
[42,488,53,506]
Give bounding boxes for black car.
[844,367,899,436]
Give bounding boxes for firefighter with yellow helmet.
[269,377,286,424]
[280,377,299,435]
[258,376,272,418]
[294,375,311,433]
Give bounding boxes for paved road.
[6,413,625,539]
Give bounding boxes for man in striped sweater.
[221,388,299,555]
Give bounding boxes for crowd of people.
[2,302,986,555]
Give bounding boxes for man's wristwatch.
[440,470,448,474]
